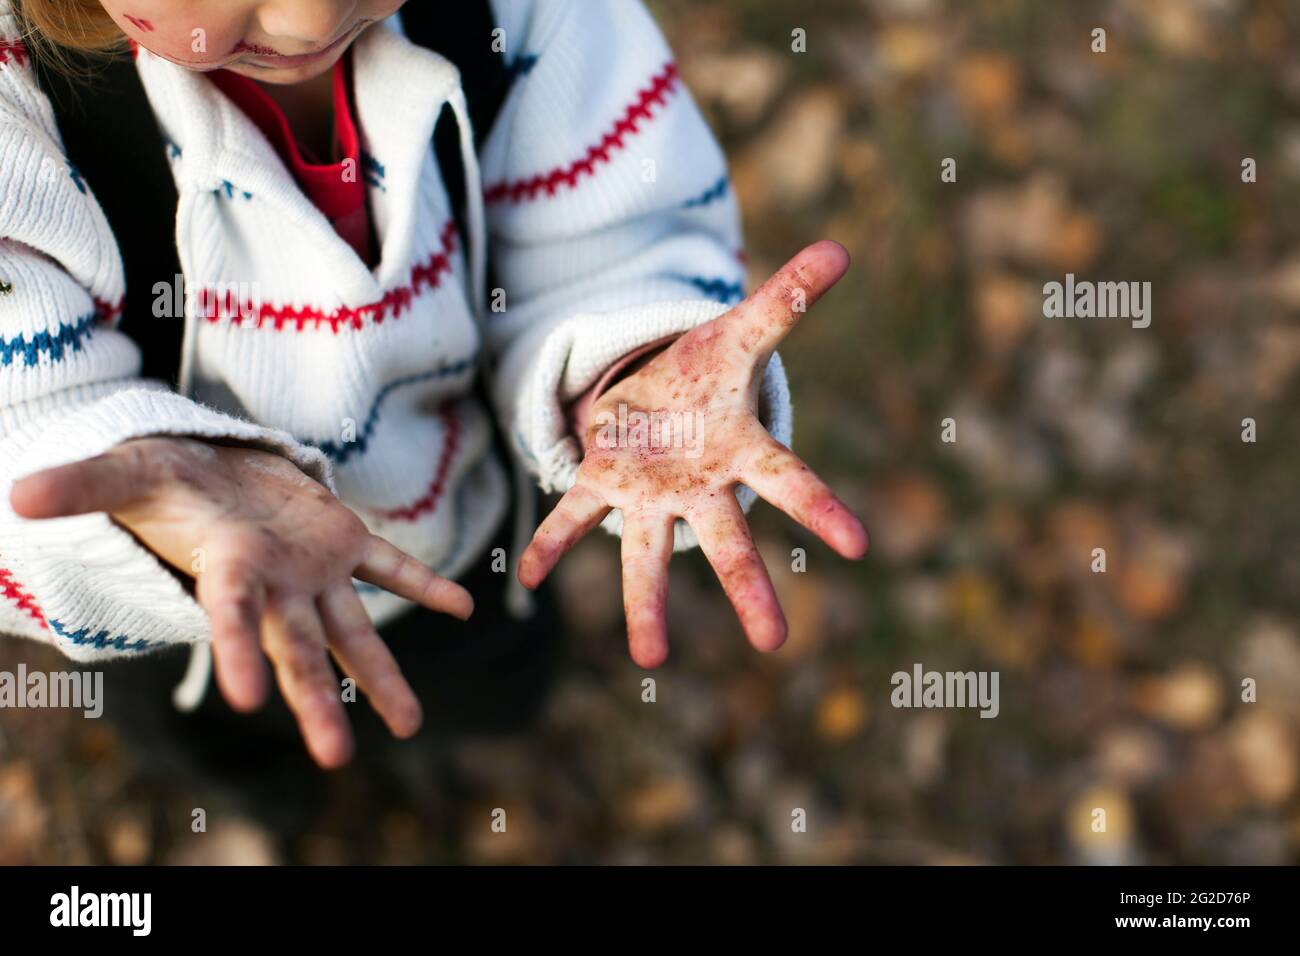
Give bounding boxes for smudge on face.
[230,40,282,56]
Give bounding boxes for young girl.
[0,0,867,771]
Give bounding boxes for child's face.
[98,0,407,84]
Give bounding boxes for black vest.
[36,3,508,385]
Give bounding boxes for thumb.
[721,240,851,358]
[10,446,147,519]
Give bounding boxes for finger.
[740,438,869,559]
[722,240,850,357]
[195,561,270,712]
[518,483,611,589]
[262,594,354,769]
[9,446,149,519]
[620,511,675,668]
[689,497,787,653]
[354,536,473,620]
[317,583,422,739]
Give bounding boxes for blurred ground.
[3,0,1300,864]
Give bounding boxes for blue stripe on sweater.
[49,619,155,653]
[312,353,476,464]
[507,53,539,79]
[0,313,97,367]
[66,161,86,194]
[682,175,729,209]
[669,275,745,305]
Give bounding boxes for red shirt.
[209,51,376,266]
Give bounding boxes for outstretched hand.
[11,438,473,768]
[519,240,868,666]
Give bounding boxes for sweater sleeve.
[0,18,334,660]
[480,0,792,550]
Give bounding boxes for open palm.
[518,241,869,666]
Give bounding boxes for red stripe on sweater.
[484,62,680,205]
[196,220,459,332]
[94,296,125,325]
[369,406,460,522]
[0,39,29,67]
[0,566,48,630]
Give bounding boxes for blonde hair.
[12,0,128,71]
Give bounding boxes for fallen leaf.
[1131,663,1224,731]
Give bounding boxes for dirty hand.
[518,241,869,666]
[10,437,473,768]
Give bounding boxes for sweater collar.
[132,15,464,294]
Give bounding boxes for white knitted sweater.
[0,0,791,661]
